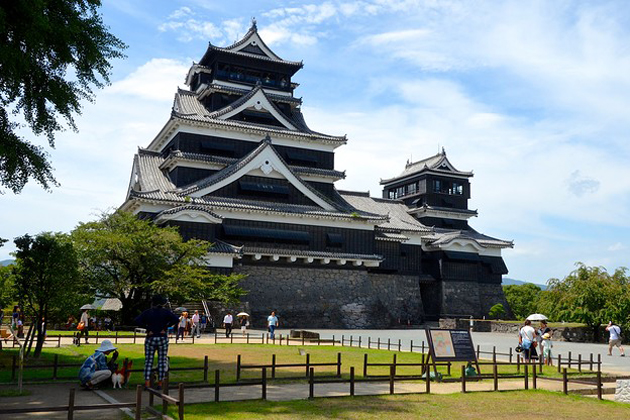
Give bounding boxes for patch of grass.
[45,330,136,336]
[169,390,630,419]
[0,343,601,385]
[0,389,32,397]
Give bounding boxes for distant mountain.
[502,277,547,290]
[0,259,15,266]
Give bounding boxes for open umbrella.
[526,313,548,321]
[237,312,249,317]
[80,304,96,310]
[174,307,188,313]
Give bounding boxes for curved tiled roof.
[156,205,223,220]
[161,150,345,180]
[381,149,473,184]
[172,89,346,144]
[242,246,383,261]
[425,228,513,249]
[201,83,302,105]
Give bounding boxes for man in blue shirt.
[134,295,179,389]
[267,311,279,339]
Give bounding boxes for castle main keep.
[121,22,513,328]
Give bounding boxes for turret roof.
[380,148,473,185]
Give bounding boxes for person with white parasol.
[79,304,96,344]
[237,312,249,336]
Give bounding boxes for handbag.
[77,321,85,331]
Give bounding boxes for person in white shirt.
[519,319,537,362]
[223,312,233,338]
[606,321,625,356]
[191,310,201,338]
[267,311,279,339]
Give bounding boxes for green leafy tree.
[0,1,126,193]
[488,303,506,319]
[543,263,630,337]
[502,283,542,320]
[12,232,88,357]
[71,211,245,324]
[0,264,16,315]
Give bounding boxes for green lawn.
[45,330,137,337]
[168,390,630,419]
[0,343,598,386]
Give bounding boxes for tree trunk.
[33,320,45,358]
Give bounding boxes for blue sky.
[2,0,629,285]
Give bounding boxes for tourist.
[11,306,19,330]
[66,315,77,330]
[223,311,233,338]
[17,314,24,338]
[519,319,536,362]
[78,340,118,389]
[80,309,90,344]
[541,333,553,366]
[176,312,188,342]
[606,321,625,357]
[267,311,278,340]
[191,310,201,338]
[200,313,207,334]
[537,320,550,349]
[134,294,179,390]
[240,315,249,336]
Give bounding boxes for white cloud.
[608,243,625,252]
[107,58,189,101]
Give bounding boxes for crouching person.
[78,340,118,389]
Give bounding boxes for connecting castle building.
[121,22,513,328]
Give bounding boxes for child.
[542,332,553,366]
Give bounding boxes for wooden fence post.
[476,344,480,359]
[368,337,371,349]
[262,367,267,400]
[350,335,353,347]
[305,354,310,377]
[332,335,335,347]
[363,354,368,377]
[341,335,344,347]
[389,365,395,395]
[493,363,498,391]
[517,354,520,373]
[358,336,361,348]
[135,384,142,420]
[398,339,401,352]
[95,331,99,344]
[578,354,582,373]
[461,365,466,393]
[388,338,391,351]
[350,366,355,396]
[236,354,241,382]
[532,361,537,389]
[53,354,58,380]
[539,354,543,374]
[337,353,342,377]
[393,354,397,376]
[247,333,250,344]
[58,335,61,348]
[162,377,170,415]
[115,330,118,344]
[493,346,496,363]
[272,354,276,379]
[309,368,315,399]
[377,338,381,350]
[557,354,562,373]
[562,368,568,394]
[589,353,593,371]
[447,361,451,376]
[203,356,209,382]
[509,347,513,364]
[421,341,425,354]
[410,339,413,352]
[68,388,76,420]
[568,351,572,369]
[524,364,529,390]
[214,370,220,402]
[597,370,602,400]
[133,330,137,344]
[178,383,184,420]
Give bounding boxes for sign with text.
[426,328,477,362]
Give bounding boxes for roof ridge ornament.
[263,134,272,144]
[251,17,257,30]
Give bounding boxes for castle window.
[326,233,344,248]
[223,225,310,245]
[434,179,463,195]
[238,181,289,197]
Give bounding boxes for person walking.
[80,309,90,344]
[519,319,536,363]
[200,313,207,334]
[267,311,279,340]
[176,312,188,342]
[134,295,179,390]
[191,310,201,338]
[223,312,233,338]
[606,321,625,356]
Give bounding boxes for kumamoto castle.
[120,22,514,328]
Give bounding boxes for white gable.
[188,145,337,211]
[219,89,297,130]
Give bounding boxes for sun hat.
[542,333,551,339]
[95,339,117,353]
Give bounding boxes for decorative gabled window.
[238,181,289,197]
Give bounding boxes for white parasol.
[526,313,548,321]
[237,312,249,317]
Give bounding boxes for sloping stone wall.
[235,265,424,329]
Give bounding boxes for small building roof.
[380,148,473,185]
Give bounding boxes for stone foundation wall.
[441,281,482,317]
[234,265,424,329]
[478,283,513,318]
